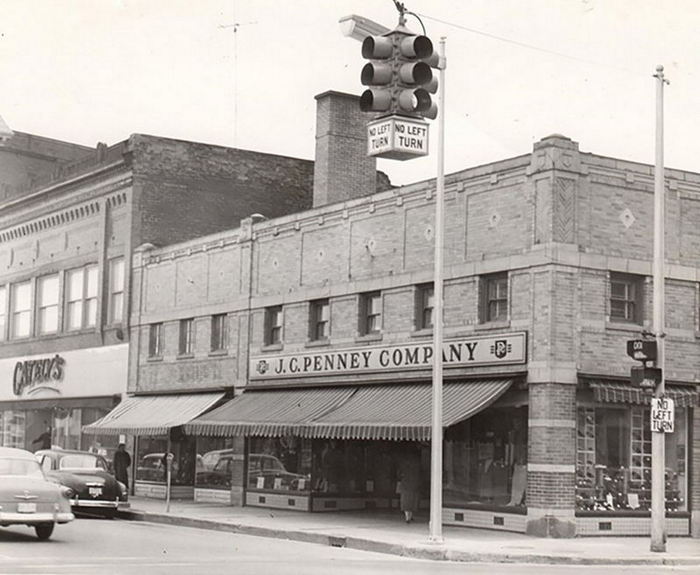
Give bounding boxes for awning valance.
[82,392,225,436]
[183,387,355,437]
[588,381,699,408]
[185,379,513,441]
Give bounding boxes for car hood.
[0,476,61,499]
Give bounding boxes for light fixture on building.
[339,14,390,41]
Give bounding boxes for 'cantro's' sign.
[13,354,65,396]
[251,332,526,380]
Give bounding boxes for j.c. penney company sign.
[251,332,526,380]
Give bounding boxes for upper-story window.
[108,257,125,325]
[65,264,98,330]
[11,281,32,339]
[37,274,59,335]
[480,272,508,323]
[360,291,382,335]
[610,272,643,323]
[415,283,434,330]
[179,318,194,356]
[309,299,330,341]
[210,314,228,352]
[148,323,163,358]
[265,306,283,346]
[0,285,7,341]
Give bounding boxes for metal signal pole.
[428,36,446,545]
[650,64,669,553]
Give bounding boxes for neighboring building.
[0,128,337,464]
[117,131,699,538]
[0,129,93,199]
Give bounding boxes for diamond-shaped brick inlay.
[619,208,636,229]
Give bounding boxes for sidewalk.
[119,496,700,566]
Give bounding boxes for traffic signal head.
[359,28,439,120]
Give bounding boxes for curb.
[118,510,700,566]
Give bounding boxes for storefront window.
[0,410,26,448]
[248,437,312,492]
[53,408,81,450]
[576,406,687,512]
[443,406,528,508]
[81,407,119,467]
[195,437,234,490]
[135,435,197,486]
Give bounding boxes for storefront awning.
[185,379,513,441]
[588,381,699,408]
[183,387,356,437]
[307,379,513,441]
[82,392,225,436]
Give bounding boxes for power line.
[416,12,646,78]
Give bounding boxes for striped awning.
[82,392,225,436]
[306,379,513,441]
[588,381,699,408]
[183,387,355,437]
[185,379,513,441]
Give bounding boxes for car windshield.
[59,454,103,470]
[0,457,45,479]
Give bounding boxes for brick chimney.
[313,91,377,207]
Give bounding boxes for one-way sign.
[626,339,658,362]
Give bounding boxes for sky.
[0,0,698,186]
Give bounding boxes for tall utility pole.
[428,37,446,544]
[650,64,669,553]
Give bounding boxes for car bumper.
[0,511,74,525]
[71,498,120,509]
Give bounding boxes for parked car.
[36,449,128,518]
[136,452,178,483]
[0,446,74,539]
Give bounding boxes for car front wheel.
[35,523,55,540]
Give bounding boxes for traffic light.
[360,28,439,120]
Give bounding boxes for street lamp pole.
[650,64,668,553]
[428,36,446,544]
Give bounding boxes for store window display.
[443,406,528,509]
[247,437,312,492]
[135,435,197,486]
[576,406,687,512]
[195,437,234,490]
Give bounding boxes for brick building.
[109,122,700,538]
[0,129,324,465]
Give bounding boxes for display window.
[195,437,235,490]
[443,406,528,508]
[0,410,26,448]
[576,406,688,512]
[135,435,197,486]
[247,437,312,492]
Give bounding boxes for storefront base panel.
[134,482,194,500]
[195,488,232,505]
[443,507,527,533]
[576,516,690,537]
[311,497,395,513]
[245,491,311,511]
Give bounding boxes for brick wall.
[130,134,315,248]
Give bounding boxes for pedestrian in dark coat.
[397,445,422,523]
[113,442,131,489]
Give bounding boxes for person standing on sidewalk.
[113,442,132,490]
[397,445,422,523]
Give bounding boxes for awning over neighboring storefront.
[184,387,355,437]
[587,381,699,408]
[82,392,225,436]
[185,379,513,441]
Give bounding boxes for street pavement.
[119,496,700,566]
[3,518,696,574]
